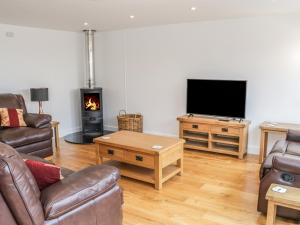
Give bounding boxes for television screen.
[187,79,247,118]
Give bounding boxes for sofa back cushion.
[0,142,44,225]
[287,130,300,143]
[0,94,27,113]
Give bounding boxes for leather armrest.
[24,113,52,128]
[40,165,120,220]
[287,130,300,142]
[273,156,300,175]
[259,152,282,179]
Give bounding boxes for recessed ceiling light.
[191,7,197,11]
[83,22,89,26]
[129,15,135,19]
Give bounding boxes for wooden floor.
[53,140,299,225]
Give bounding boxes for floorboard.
[52,139,299,225]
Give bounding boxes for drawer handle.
[136,155,143,161]
[192,124,198,129]
[222,128,228,132]
[107,149,114,155]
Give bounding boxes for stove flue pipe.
[84,29,96,89]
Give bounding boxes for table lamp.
[30,88,49,114]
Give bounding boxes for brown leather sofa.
[0,142,123,225]
[0,94,53,158]
[258,129,300,220]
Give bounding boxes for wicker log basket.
[117,110,143,133]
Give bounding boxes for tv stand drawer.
[211,126,240,135]
[182,123,209,132]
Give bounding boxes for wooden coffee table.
[94,131,185,189]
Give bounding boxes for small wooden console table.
[259,121,300,163]
[266,184,300,225]
[177,115,250,159]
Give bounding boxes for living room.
[1,1,300,225]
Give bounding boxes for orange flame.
[85,98,99,111]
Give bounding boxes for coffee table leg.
[177,157,183,176]
[95,145,100,164]
[155,156,162,190]
[266,201,277,225]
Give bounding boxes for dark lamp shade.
[30,88,49,102]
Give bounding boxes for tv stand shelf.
[177,115,250,159]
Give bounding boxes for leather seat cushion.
[0,127,52,148]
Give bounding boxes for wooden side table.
[51,121,60,149]
[259,121,300,163]
[266,184,300,225]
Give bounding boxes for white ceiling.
[1,0,300,32]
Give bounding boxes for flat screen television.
[187,79,247,118]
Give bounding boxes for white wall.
[95,14,300,154]
[0,24,84,136]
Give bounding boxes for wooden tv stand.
[177,115,250,159]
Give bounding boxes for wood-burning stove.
[81,88,103,135]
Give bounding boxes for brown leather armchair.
[0,93,53,158]
[0,142,123,225]
[258,129,300,220]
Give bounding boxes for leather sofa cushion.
[0,94,27,113]
[287,130,300,142]
[41,165,120,220]
[0,127,52,148]
[286,141,300,156]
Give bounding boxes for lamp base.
[38,101,44,114]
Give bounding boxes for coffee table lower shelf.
[103,160,181,186]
